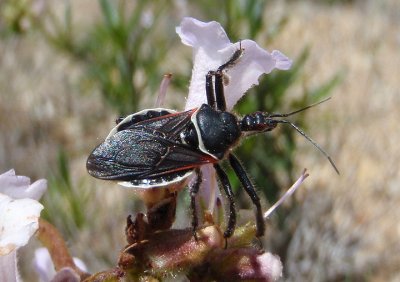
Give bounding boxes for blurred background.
[0,0,399,281]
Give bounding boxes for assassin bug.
[87,47,339,239]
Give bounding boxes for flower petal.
[256,252,283,281]
[0,169,47,200]
[177,17,292,111]
[176,18,292,217]
[0,193,43,256]
[209,248,282,281]
[272,50,292,70]
[197,164,220,212]
[33,248,56,282]
[0,251,20,282]
[221,40,291,110]
[176,17,230,51]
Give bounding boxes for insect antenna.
[268,97,331,118]
[269,97,331,118]
[274,119,340,175]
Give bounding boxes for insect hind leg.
[229,154,265,237]
[214,164,236,241]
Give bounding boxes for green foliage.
[0,0,40,35]
[42,150,91,239]
[37,1,175,115]
[234,48,343,203]
[313,0,356,4]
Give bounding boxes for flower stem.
[36,218,89,279]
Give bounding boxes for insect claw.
[193,230,199,242]
[254,236,263,250]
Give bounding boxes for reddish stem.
[37,218,90,279]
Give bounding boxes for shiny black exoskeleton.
[87,47,338,240]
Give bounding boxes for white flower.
[0,169,47,282]
[176,17,292,211]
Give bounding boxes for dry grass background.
[275,1,400,281]
[1,0,399,281]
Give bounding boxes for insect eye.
[268,119,278,128]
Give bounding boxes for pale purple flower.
[210,248,283,281]
[176,17,292,212]
[0,169,47,282]
[33,247,87,282]
[177,17,292,111]
[0,252,20,282]
[0,169,46,201]
[256,252,284,280]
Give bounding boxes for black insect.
[87,48,338,239]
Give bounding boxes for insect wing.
[87,128,215,187]
[107,108,177,139]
